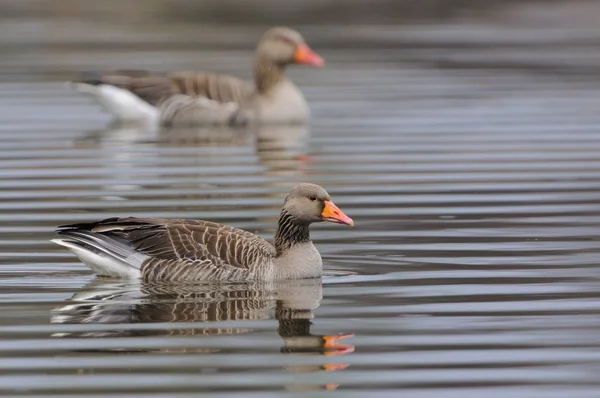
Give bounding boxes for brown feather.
[64,217,276,281]
[167,71,253,104]
[80,70,253,107]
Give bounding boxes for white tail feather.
[72,83,159,123]
[51,238,141,279]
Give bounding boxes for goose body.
[52,184,353,282]
[74,27,324,127]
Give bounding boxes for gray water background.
[2,1,600,396]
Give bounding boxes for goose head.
[257,27,325,68]
[282,183,353,226]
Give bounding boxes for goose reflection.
[77,123,307,151]
[156,124,311,176]
[51,278,353,390]
[255,125,311,176]
[72,123,310,196]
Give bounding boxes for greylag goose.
[74,27,324,127]
[52,183,353,282]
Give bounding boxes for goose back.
[79,71,176,106]
[80,70,253,106]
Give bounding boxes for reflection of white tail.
[71,83,159,123]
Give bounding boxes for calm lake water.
[2,20,600,397]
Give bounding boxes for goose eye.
[308,195,317,201]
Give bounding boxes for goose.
[52,183,353,282]
[73,27,324,127]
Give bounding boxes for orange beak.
[323,333,355,355]
[293,43,325,67]
[321,201,354,226]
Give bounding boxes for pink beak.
[293,43,325,67]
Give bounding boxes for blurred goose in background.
[52,183,353,282]
[72,27,324,127]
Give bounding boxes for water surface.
[2,21,600,397]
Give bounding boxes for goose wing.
[167,71,253,104]
[58,217,276,281]
[79,70,253,106]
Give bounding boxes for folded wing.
[75,70,255,126]
[56,217,276,281]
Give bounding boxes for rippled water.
[2,21,600,397]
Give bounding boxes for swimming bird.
[72,27,324,127]
[52,183,353,282]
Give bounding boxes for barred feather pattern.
[273,209,310,254]
[124,219,276,282]
[141,257,253,282]
[80,70,253,107]
[78,70,256,126]
[81,73,177,106]
[168,72,253,104]
[59,217,277,282]
[157,94,254,127]
[254,58,284,94]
